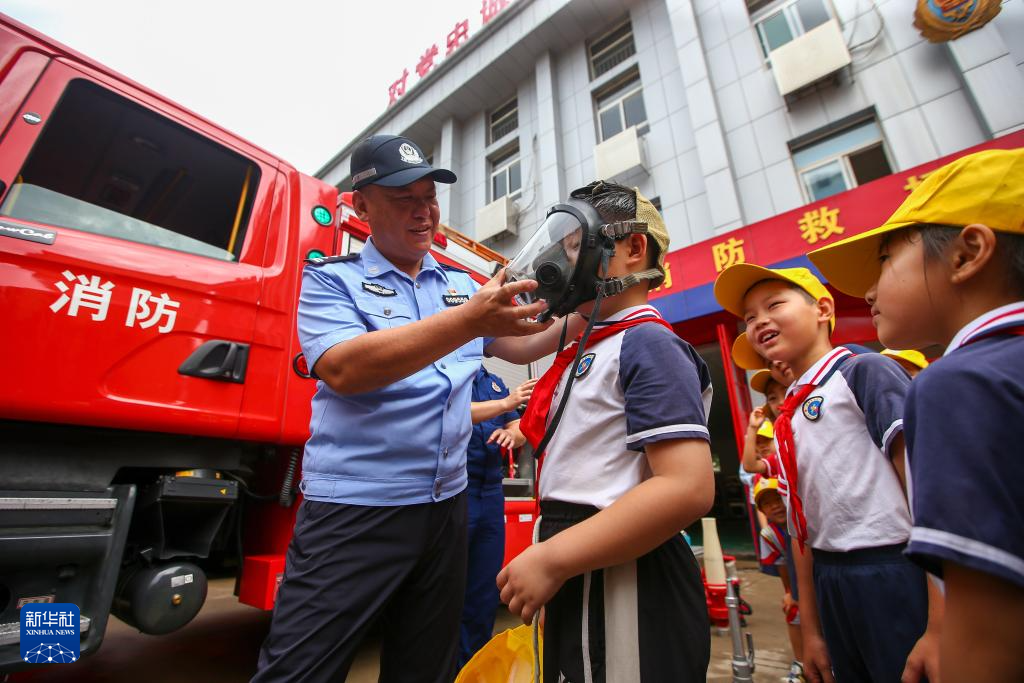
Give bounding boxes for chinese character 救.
[712,238,745,273]
[798,206,845,245]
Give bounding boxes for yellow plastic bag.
[455,624,542,683]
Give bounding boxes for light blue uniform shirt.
[296,237,485,505]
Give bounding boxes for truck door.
[0,61,276,438]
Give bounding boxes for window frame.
[588,18,637,80]
[489,97,519,145]
[489,146,522,203]
[0,77,262,263]
[752,0,836,59]
[594,71,647,142]
[792,119,891,203]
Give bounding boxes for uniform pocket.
[356,296,413,330]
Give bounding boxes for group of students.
[723,148,1023,683]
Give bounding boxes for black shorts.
[539,500,709,683]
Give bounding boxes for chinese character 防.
[481,0,510,24]
[447,19,469,55]
[712,238,745,273]
[126,288,180,333]
[416,44,439,78]
[388,69,409,106]
[50,270,114,321]
[798,206,845,245]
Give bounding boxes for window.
[595,72,647,142]
[0,80,259,261]
[792,119,892,202]
[490,147,521,201]
[754,0,832,57]
[589,19,636,79]
[489,98,518,144]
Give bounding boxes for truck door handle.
[178,340,249,383]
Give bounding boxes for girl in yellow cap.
[810,148,1024,683]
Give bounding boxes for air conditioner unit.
[770,18,851,98]
[594,125,648,182]
[475,194,518,241]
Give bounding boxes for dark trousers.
[539,501,710,683]
[252,494,468,683]
[813,544,929,683]
[458,489,505,670]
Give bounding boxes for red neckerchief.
[520,307,673,451]
[774,347,853,551]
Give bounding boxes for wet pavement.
[10,561,796,682]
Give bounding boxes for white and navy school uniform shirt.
[905,302,1024,589]
[779,347,912,552]
[539,305,713,510]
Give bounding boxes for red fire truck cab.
[0,14,510,670]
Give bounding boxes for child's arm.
[793,542,835,683]
[741,407,768,474]
[941,562,1024,683]
[496,437,714,624]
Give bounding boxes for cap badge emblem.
[399,143,423,164]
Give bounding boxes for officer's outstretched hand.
[462,269,553,338]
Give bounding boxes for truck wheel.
[111,562,207,635]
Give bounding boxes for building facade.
[318,0,1024,260]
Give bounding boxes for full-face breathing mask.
[505,194,662,322]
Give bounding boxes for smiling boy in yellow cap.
[809,147,1024,683]
[713,264,935,683]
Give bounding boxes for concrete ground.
[11,562,796,682]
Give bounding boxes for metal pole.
[726,579,755,683]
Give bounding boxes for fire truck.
[0,14,522,670]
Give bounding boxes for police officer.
[252,134,572,683]
[459,369,535,668]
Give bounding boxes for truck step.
[0,616,92,647]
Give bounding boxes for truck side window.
[0,79,259,261]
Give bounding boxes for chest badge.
[802,396,824,421]
[575,353,596,378]
[491,380,502,393]
[362,282,397,297]
[442,293,470,306]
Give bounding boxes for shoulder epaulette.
[438,263,470,275]
[305,253,360,266]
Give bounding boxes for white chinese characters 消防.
[50,270,180,333]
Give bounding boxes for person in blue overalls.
[459,368,535,669]
[252,134,581,683]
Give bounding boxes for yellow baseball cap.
[732,333,765,370]
[881,348,930,370]
[756,420,775,440]
[753,476,780,505]
[714,264,835,330]
[749,369,772,393]
[809,148,1024,297]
